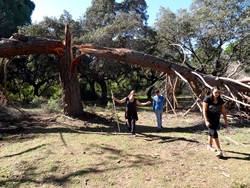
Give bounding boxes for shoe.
[216,149,223,157]
[157,128,162,132]
[207,145,216,152]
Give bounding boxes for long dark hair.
[208,86,222,101]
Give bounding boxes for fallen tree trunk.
[0,33,64,57]
[73,44,250,108]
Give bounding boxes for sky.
[31,0,192,26]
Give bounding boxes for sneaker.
[207,145,216,152]
[216,149,223,157]
[156,128,162,132]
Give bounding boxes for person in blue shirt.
[152,89,166,131]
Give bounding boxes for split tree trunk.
[0,28,83,117]
[58,25,83,116]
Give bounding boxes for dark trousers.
[127,117,136,135]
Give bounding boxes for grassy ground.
[0,106,249,188]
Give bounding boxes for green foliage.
[19,17,65,39]
[232,182,249,188]
[6,55,59,101]
[76,0,156,104]
[31,96,48,108]
[155,0,250,75]
[9,0,249,108]
[106,101,113,109]
[41,94,63,113]
[0,0,35,37]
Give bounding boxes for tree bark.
[96,78,107,105]
[0,31,83,116]
[59,25,83,116]
[0,34,249,112]
[73,44,250,107]
[0,33,64,57]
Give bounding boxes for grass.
[0,106,249,188]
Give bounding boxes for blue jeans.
[155,110,163,129]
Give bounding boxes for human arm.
[136,100,151,106]
[112,96,126,104]
[152,97,155,111]
[202,102,210,128]
[221,104,229,127]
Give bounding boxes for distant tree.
[77,0,158,104]
[0,0,35,38]
[7,55,59,99]
[155,0,250,76]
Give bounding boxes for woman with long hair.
[203,86,229,157]
[112,90,151,136]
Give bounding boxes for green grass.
[0,107,249,188]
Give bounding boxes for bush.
[31,96,48,107]
[41,95,63,113]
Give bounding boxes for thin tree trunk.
[96,78,107,106]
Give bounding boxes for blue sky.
[31,0,192,26]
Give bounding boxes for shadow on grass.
[220,150,250,161]
[140,132,200,144]
[0,144,47,159]
[0,110,247,140]
[0,117,206,138]
[0,143,161,187]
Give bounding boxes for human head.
[129,90,137,97]
[211,86,221,99]
[155,89,160,95]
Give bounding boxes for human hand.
[205,121,210,128]
[147,101,151,105]
[225,127,230,134]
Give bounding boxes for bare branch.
[228,60,242,78]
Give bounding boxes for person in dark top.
[112,90,151,136]
[203,86,229,157]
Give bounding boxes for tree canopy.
[0,0,35,38]
[155,0,250,75]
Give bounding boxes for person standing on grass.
[203,86,229,157]
[112,90,151,136]
[152,89,166,132]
